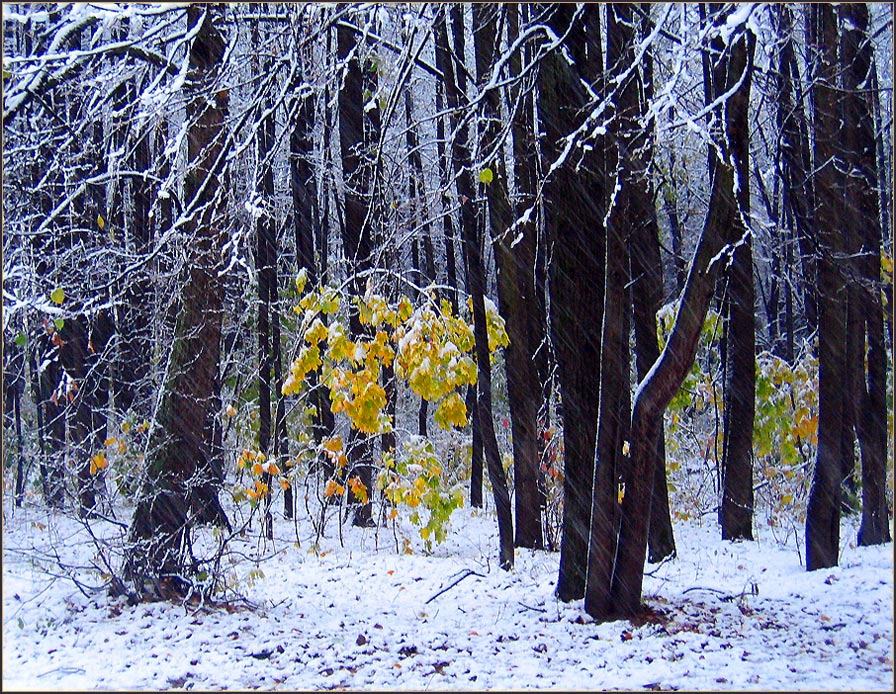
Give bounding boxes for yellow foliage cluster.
[376,438,464,551]
[283,281,510,437]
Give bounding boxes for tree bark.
[336,11,376,527]
[438,4,514,569]
[126,4,231,596]
[255,12,276,538]
[605,18,754,620]
[805,4,847,572]
[538,4,607,602]
[474,3,544,550]
[717,11,756,542]
[839,3,891,547]
[774,5,818,342]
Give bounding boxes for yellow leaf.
[617,481,626,505]
[279,478,291,491]
[622,440,630,456]
[225,404,237,417]
[304,319,329,344]
[252,462,264,476]
[97,214,105,230]
[323,436,343,454]
[434,392,467,429]
[104,437,117,447]
[295,268,308,294]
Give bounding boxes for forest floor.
[2,497,893,691]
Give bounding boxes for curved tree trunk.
[604,17,754,620]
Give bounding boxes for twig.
[425,569,485,604]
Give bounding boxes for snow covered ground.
[2,499,893,691]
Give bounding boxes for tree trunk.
[290,46,334,512]
[125,4,230,597]
[474,3,544,550]
[438,4,514,569]
[605,18,755,620]
[336,12,376,527]
[774,5,818,342]
[716,10,756,542]
[623,3,677,564]
[839,3,891,547]
[805,4,847,572]
[255,20,276,538]
[538,4,607,602]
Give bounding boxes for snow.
[3,498,892,691]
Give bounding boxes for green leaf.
[50,287,65,305]
[479,167,494,185]
[14,332,27,348]
[53,318,65,331]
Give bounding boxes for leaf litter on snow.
[2,502,892,691]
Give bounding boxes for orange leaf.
[324,480,345,498]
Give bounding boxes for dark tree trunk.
[624,4,677,564]
[28,342,65,507]
[538,4,606,602]
[433,7,478,507]
[115,123,154,418]
[336,11,376,527]
[36,337,67,507]
[290,44,334,512]
[775,5,818,342]
[474,3,544,550]
[716,13,756,542]
[126,4,230,596]
[438,4,513,568]
[4,343,27,506]
[805,4,847,572]
[403,82,435,439]
[585,2,632,619]
[604,19,755,621]
[57,314,113,516]
[839,3,891,547]
[255,22,276,539]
